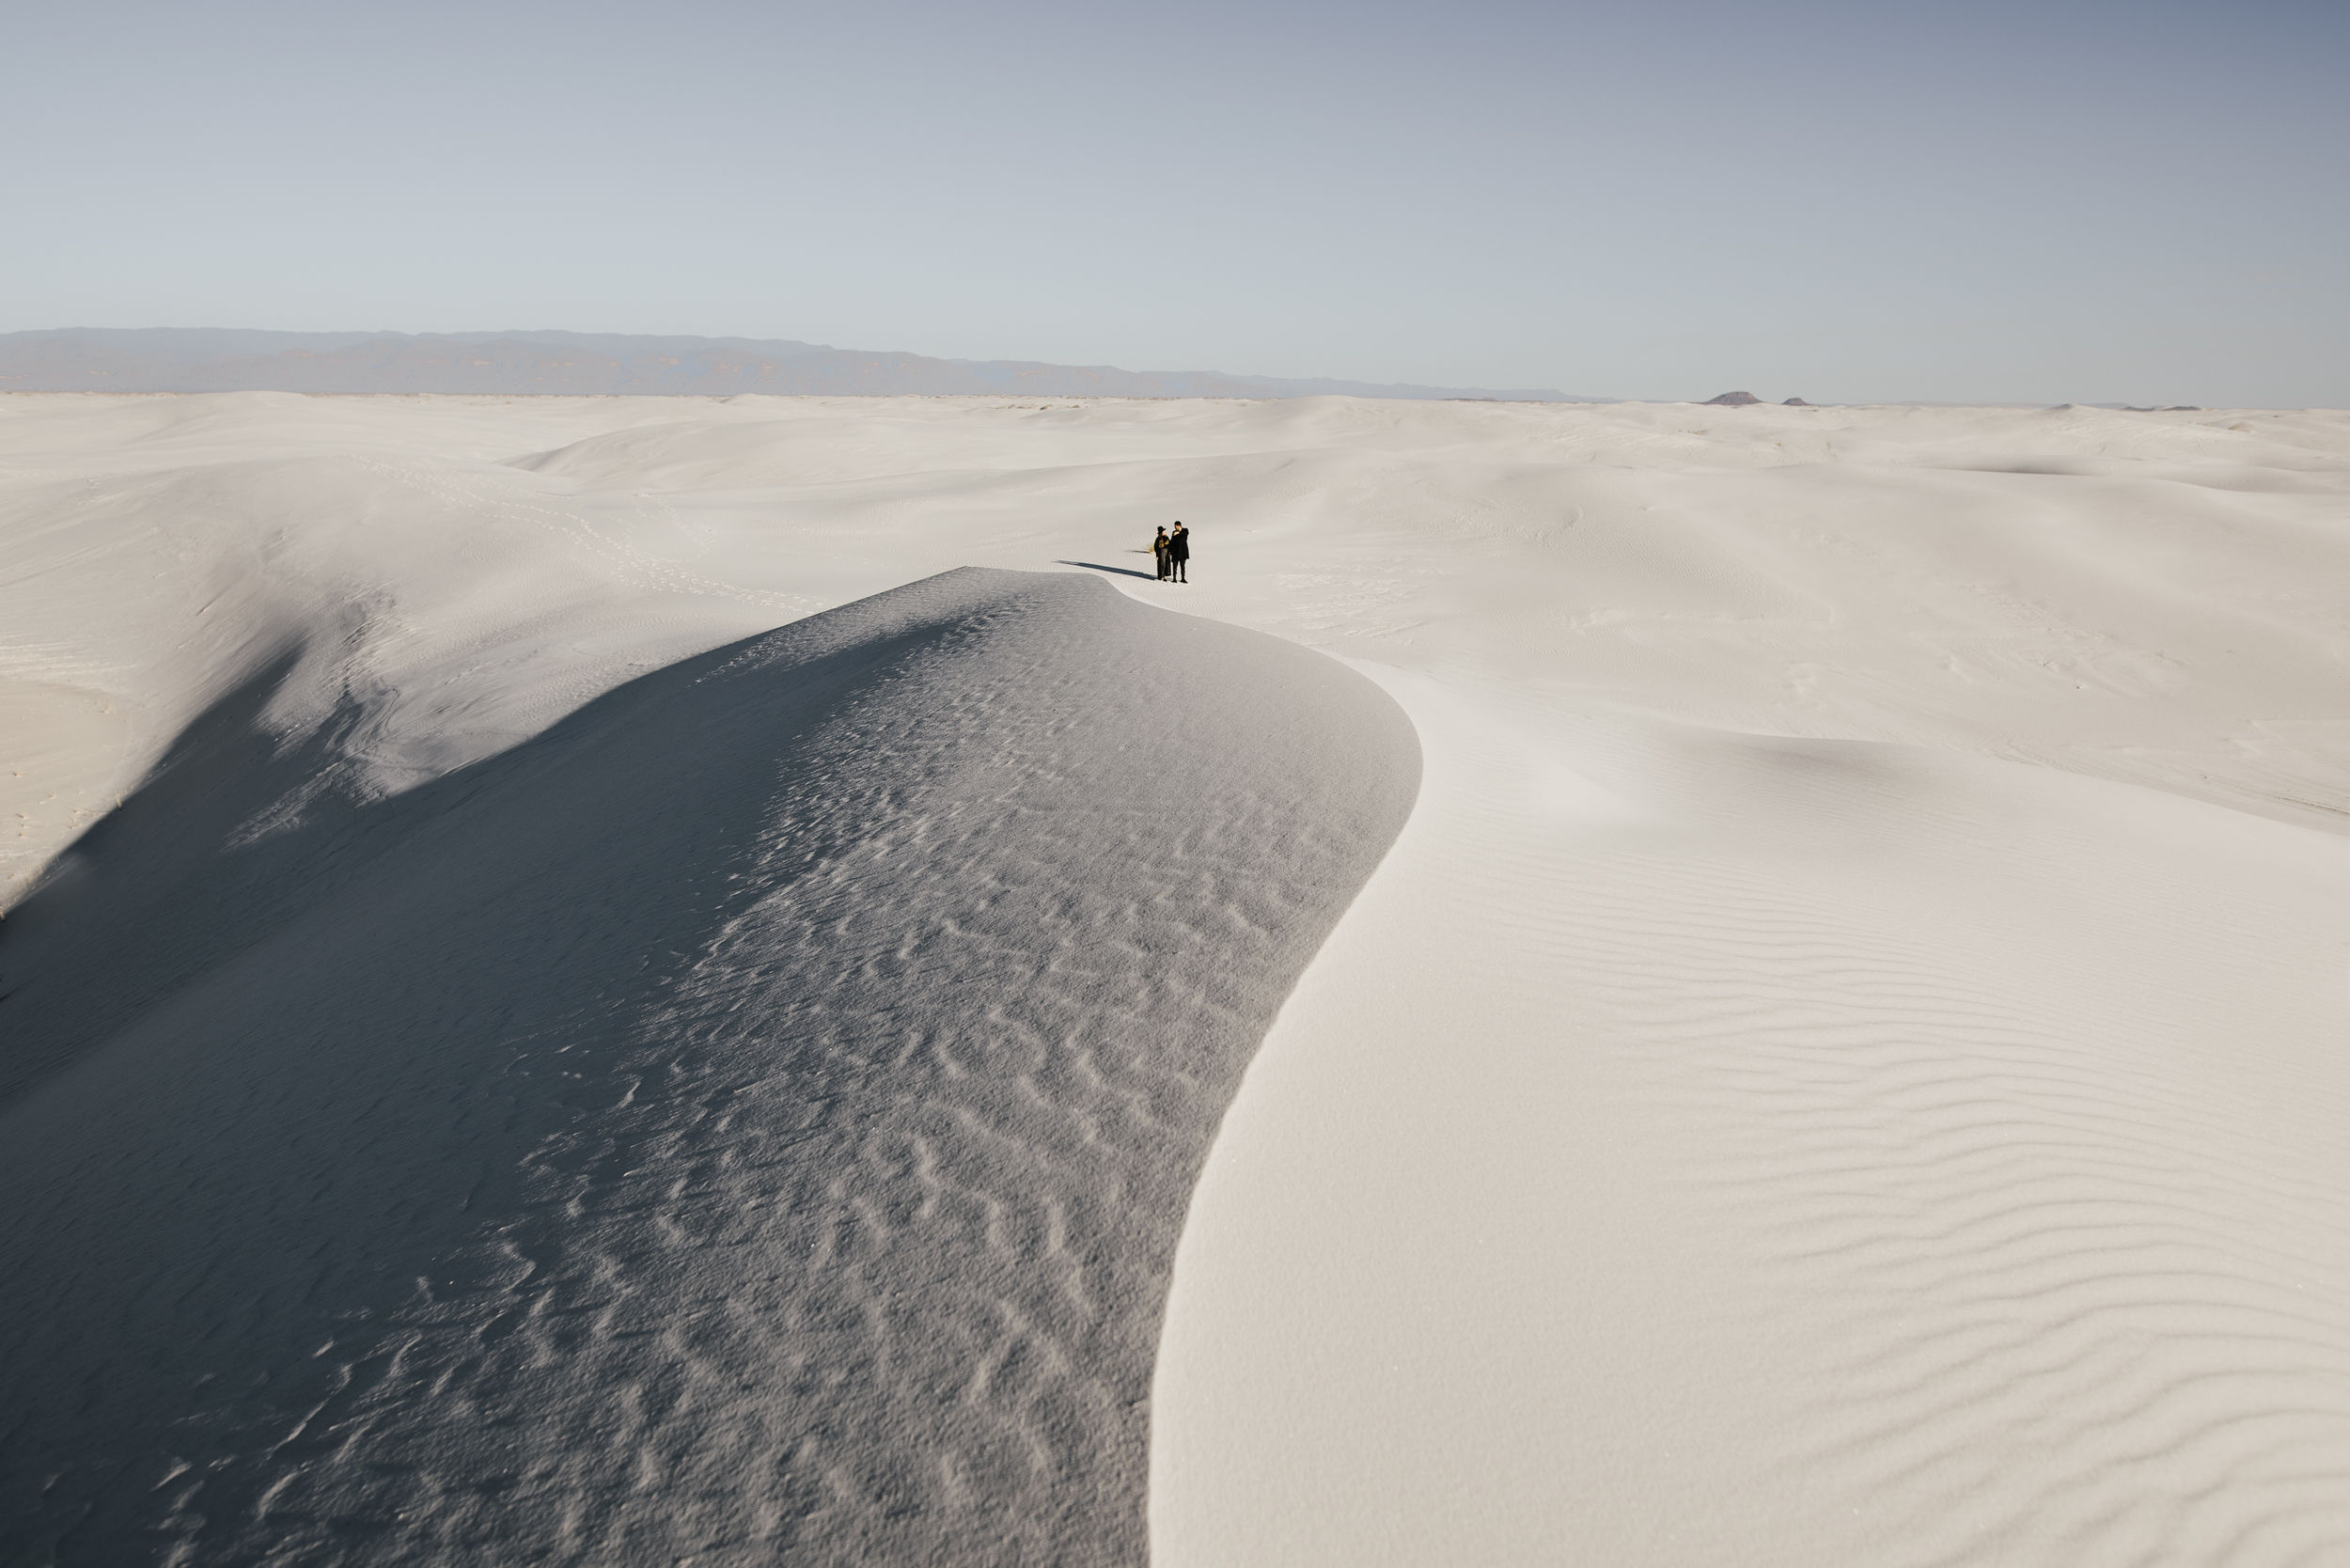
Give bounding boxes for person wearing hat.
[1152,525,1171,580]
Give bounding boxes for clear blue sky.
[7,0,2343,404]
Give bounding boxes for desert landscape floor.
[1,391,2343,1565]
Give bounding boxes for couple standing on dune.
[1152,523,1191,583]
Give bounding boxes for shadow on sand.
[0,567,1418,1567]
[1057,558,1161,582]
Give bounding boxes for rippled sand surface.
[0,569,1416,1563]
[1,391,2342,1566]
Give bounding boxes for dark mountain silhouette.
[1703,390,1763,406]
[0,328,1604,401]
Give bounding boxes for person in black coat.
[1167,523,1189,583]
[1152,525,1170,579]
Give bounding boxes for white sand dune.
[0,567,1415,1562]
[1,391,2343,1565]
[1154,680,2345,1567]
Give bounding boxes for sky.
[5,0,2344,405]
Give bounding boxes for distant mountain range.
[0,328,1604,402]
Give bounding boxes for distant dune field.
[1,392,2342,1566]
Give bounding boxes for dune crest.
[0,568,1418,1565]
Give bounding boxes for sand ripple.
[1154,679,2347,1567]
[0,568,1418,1564]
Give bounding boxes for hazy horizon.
[0,324,2280,407]
[8,0,2343,407]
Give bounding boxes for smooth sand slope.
[1156,676,2344,1567]
[1,391,2344,1565]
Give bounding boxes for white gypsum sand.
[0,567,1417,1563]
[0,390,2343,1565]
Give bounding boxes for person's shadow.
[1057,559,1157,582]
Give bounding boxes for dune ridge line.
[0,567,1420,1565]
